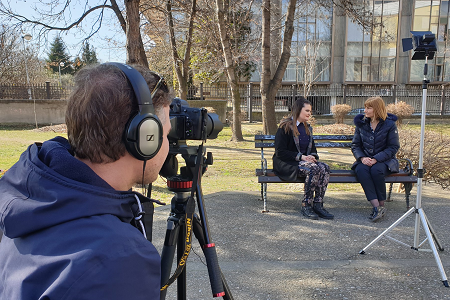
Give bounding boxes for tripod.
[159,142,234,299]
[359,53,449,287]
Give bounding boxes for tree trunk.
[215,0,243,141]
[260,0,297,135]
[125,0,148,66]
[260,0,277,134]
[167,0,196,100]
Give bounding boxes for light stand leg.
[359,207,415,254]
[423,210,444,251]
[418,208,449,287]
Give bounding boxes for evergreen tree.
[46,36,73,74]
[74,42,98,72]
[82,42,98,65]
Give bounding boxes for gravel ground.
[152,183,450,299]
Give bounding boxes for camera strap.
[160,195,195,291]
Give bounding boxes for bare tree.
[215,0,242,141]
[167,0,197,99]
[0,24,43,84]
[141,0,222,98]
[0,0,148,66]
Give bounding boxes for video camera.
[159,98,223,180]
[168,98,223,143]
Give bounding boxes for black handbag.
[385,157,400,173]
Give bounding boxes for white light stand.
[359,53,449,288]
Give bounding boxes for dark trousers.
[354,162,390,201]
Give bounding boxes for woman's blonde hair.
[365,97,387,121]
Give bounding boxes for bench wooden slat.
[256,169,415,183]
[256,142,353,148]
[255,135,354,149]
[258,175,418,184]
[255,134,354,141]
[256,169,412,177]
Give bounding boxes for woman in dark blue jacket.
[351,97,400,222]
[273,97,333,220]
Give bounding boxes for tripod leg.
[192,216,234,299]
[220,272,233,300]
[418,209,449,287]
[177,225,187,300]
[160,217,181,300]
[360,207,416,254]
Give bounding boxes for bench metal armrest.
[399,158,414,176]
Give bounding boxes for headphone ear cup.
[125,112,163,160]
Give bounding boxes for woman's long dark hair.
[279,96,312,136]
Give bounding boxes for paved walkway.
[152,183,450,299]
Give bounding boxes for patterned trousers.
[298,161,330,204]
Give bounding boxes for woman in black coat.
[351,96,400,222]
[273,97,333,220]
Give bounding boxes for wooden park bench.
[255,134,418,213]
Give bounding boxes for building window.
[345,0,400,82]
[283,2,332,82]
[410,0,450,82]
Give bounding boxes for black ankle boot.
[301,204,319,220]
[313,202,334,219]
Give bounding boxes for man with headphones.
[0,63,172,299]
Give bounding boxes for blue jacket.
[351,113,400,171]
[0,137,161,300]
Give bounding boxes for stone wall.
[0,99,68,125]
[0,99,228,126]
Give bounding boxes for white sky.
[3,0,128,63]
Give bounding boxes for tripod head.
[160,141,213,191]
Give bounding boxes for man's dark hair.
[65,63,172,163]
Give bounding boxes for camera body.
[159,98,223,179]
[168,98,223,143]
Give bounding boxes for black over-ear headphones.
[107,62,163,161]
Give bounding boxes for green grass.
[2,122,450,202]
[0,126,67,171]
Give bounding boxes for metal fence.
[3,82,450,115]
[0,83,70,100]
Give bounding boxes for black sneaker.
[369,207,376,219]
[371,206,386,222]
[301,205,319,220]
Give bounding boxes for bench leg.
[261,182,268,213]
[404,182,413,210]
[386,182,394,202]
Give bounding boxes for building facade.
[252,0,449,85]
[245,0,450,115]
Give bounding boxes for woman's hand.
[302,155,317,163]
[361,157,377,166]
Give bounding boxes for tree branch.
[1,4,115,32]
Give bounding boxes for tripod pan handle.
[203,243,225,297]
